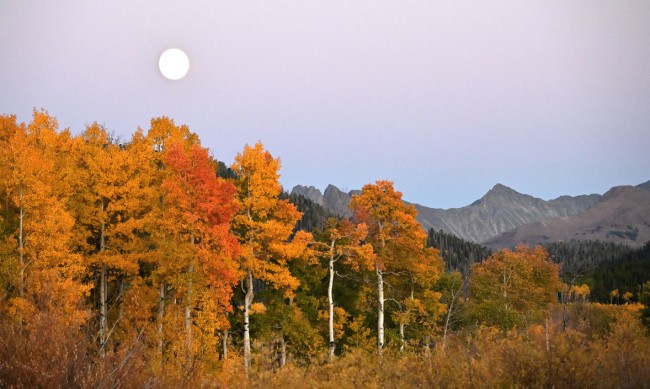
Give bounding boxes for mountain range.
[291,180,650,249]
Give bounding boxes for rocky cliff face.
[291,182,650,245]
[413,184,601,243]
[323,185,355,218]
[292,184,356,218]
[483,186,650,249]
[291,185,325,207]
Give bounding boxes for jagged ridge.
[292,183,602,243]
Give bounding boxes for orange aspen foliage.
[69,123,145,354]
[161,141,240,367]
[139,116,202,269]
[231,142,312,372]
[0,112,88,328]
[132,117,203,372]
[350,180,443,353]
[161,142,239,291]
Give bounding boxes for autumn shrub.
[0,311,90,388]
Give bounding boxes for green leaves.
[469,245,563,329]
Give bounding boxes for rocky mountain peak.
[472,183,526,206]
[291,184,354,218]
[487,183,521,197]
[291,185,325,207]
[292,180,646,245]
[323,184,354,218]
[484,184,650,249]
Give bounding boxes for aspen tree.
[231,142,311,373]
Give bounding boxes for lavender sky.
[2,1,649,209]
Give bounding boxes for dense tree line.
[544,240,650,303]
[282,192,333,233]
[0,111,648,387]
[586,242,650,302]
[544,239,634,276]
[426,228,492,273]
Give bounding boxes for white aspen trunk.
[442,297,454,352]
[222,329,229,360]
[186,234,195,370]
[562,286,570,332]
[327,239,336,360]
[17,184,24,300]
[17,184,24,330]
[99,203,107,357]
[99,263,107,357]
[377,265,385,353]
[243,269,254,374]
[158,283,165,357]
[377,224,386,360]
[185,266,193,369]
[280,337,287,368]
[442,279,461,352]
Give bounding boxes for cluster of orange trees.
[1,111,648,387]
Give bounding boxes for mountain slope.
[291,183,601,243]
[413,184,601,243]
[638,179,650,192]
[483,186,650,249]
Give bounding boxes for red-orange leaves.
[162,141,240,287]
[162,143,238,234]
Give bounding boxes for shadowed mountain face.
[291,185,325,207]
[483,186,650,249]
[637,179,650,192]
[291,183,601,243]
[293,184,358,219]
[412,184,601,243]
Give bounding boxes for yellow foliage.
[250,302,267,315]
[569,283,591,302]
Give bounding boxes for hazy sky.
[2,1,649,209]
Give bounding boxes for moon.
[159,48,190,80]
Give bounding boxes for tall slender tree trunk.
[17,184,24,330]
[243,268,254,374]
[376,264,385,355]
[99,202,107,357]
[442,277,461,352]
[185,262,193,370]
[99,264,107,357]
[327,240,336,360]
[158,283,166,358]
[186,235,195,370]
[222,328,229,360]
[442,296,454,352]
[279,336,287,368]
[377,228,386,361]
[17,184,24,300]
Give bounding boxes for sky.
[2,1,649,209]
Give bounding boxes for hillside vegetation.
[1,111,649,388]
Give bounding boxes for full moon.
[159,48,190,80]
